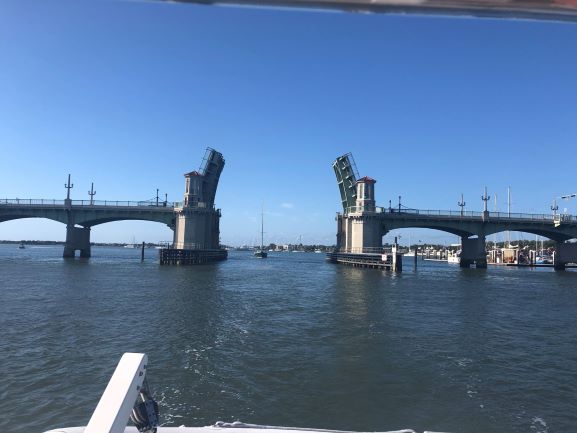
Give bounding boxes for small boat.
[254,207,267,258]
[254,250,267,258]
[535,254,553,265]
[447,250,460,264]
[18,242,25,249]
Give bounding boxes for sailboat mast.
[507,187,511,247]
[261,207,264,250]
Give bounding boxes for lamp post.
[481,187,490,213]
[551,198,559,218]
[88,182,96,205]
[458,193,466,217]
[481,187,490,221]
[554,193,577,224]
[64,174,73,200]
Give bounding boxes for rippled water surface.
[1,245,577,433]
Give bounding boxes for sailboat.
[254,208,267,258]
[124,236,137,248]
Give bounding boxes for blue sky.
[1,0,577,245]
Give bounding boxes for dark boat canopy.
[153,0,577,22]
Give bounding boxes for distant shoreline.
[0,240,149,247]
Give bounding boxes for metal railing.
[0,198,178,208]
[340,206,575,222]
[338,247,391,254]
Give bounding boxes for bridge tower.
[333,154,382,253]
[164,148,227,264]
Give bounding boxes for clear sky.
[1,0,577,246]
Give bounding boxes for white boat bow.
[42,353,450,433]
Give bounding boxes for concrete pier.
[161,148,227,265]
[553,241,577,270]
[459,236,487,268]
[63,225,91,258]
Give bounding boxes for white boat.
[124,237,137,248]
[447,250,460,264]
[535,254,553,265]
[42,353,434,433]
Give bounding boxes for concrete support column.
[63,226,91,258]
[460,236,487,268]
[348,214,382,253]
[554,241,577,270]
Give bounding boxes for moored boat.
[254,207,267,258]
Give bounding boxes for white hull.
[42,353,447,433]
[44,424,421,433]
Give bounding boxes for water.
[1,245,576,433]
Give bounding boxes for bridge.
[332,153,577,269]
[0,198,177,257]
[1,148,226,261]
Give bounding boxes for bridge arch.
[0,217,67,241]
[0,213,68,225]
[482,226,573,242]
[380,220,476,239]
[0,214,175,230]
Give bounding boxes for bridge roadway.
[341,206,577,242]
[0,198,178,257]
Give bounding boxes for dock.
[326,251,403,271]
[159,248,227,265]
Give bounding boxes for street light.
[458,193,466,216]
[552,193,576,226]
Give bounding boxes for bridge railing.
[339,246,411,254]
[0,198,178,208]
[0,199,66,206]
[341,206,574,222]
[339,247,388,254]
[69,200,178,208]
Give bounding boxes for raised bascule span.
[329,153,577,270]
[0,148,227,263]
